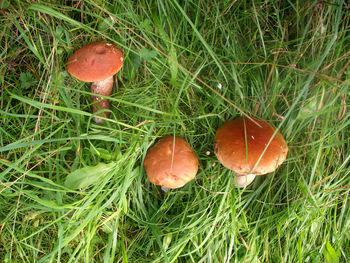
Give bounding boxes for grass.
[0,0,349,262]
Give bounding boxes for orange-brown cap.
[67,42,123,82]
[144,136,199,189]
[214,117,288,176]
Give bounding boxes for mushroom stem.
[161,186,170,192]
[234,173,256,188]
[91,76,114,123]
[161,184,185,192]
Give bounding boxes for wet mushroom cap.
[214,117,288,175]
[144,136,199,189]
[67,42,123,82]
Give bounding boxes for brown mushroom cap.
[214,117,288,176]
[67,42,123,82]
[144,136,199,189]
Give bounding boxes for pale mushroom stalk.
[161,184,185,192]
[234,174,256,188]
[91,76,113,123]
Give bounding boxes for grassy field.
[0,0,349,262]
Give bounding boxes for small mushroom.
[67,42,123,123]
[144,136,198,190]
[214,117,288,187]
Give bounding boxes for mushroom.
[214,117,288,187]
[67,42,123,123]
[144,136,199,191]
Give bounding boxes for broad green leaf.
[65,162,115,189]
[140,19,152,32]
[323,242,340,263]
[20,72,37,89]
[297,96,318,120]
[140,47,158,61]
[98,17,115,31]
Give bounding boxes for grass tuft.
[0,0,349,262]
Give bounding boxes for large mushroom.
[67,42,123,123]
[144,136,199,191]
[214,117,288,187]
